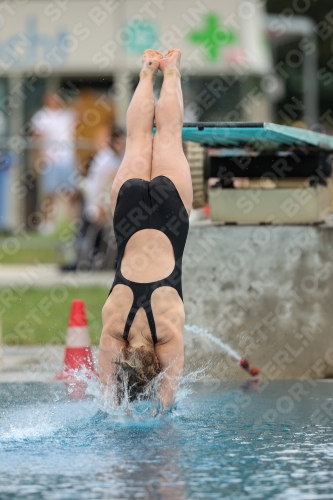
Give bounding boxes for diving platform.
[181,122,333,223]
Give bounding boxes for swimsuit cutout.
[109,175,189,344]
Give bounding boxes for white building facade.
[0,0,272,228]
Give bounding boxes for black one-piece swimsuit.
[109,175,189,344]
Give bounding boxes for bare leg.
[151,49,193,214]
[111,50,163,214]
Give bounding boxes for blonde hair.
[114,346,161,403]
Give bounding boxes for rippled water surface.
[1,380,333,499]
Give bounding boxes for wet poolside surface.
[0,380,333,500]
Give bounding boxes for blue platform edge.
[153,122,333,150]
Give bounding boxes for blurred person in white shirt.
[31,92,77,234]
[83,125,125,226]
[68,125,125,271]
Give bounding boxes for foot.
[142,49,163,76]
[159,49,181,75]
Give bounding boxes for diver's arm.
[155,333,184,413]
[98,330,126,385]
[98,297,126,385]
[99,293,128,386]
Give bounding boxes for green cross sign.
[187,13,237,61]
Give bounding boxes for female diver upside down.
[98,49,193,412]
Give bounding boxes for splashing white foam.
[0,400,96,442]
[83,363,209,420]
[184,324,241,361]
[78,324,242,418]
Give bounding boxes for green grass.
[0,223,76,264]
[0,233,58,264]
[1,287,107,345]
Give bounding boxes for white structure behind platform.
[209,187,330,224]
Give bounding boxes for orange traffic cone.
[56,300,97,396]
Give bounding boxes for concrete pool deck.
[0,345,99,383]
[0,264,114,288]
[1,343,333,384]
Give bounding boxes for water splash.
[0,399,96,443]
[80,363,210,421]
[83,324,241,416]
[83,369,162,420]
[184,324,241,361]
[22,324,244,422]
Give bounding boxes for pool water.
[1,379,333,499]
